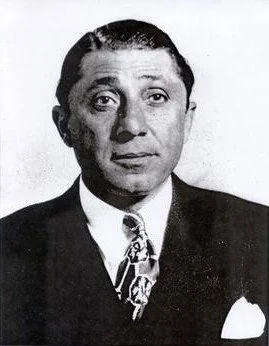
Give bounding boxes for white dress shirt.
[79,175,172,285]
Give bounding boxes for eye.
[149,93,167,103]
[93,96,116,107]
[91,93,119,112]
[145,89,169,106]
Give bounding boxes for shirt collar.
[79,175,172,259]
[139,176,172,256]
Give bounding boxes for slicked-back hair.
[56,19,195,113]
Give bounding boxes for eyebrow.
[84,74,165,96]
[85,76,119,93]
[137,74,164,81]
[89,74,163,87]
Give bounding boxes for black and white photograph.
[1,1,268,345]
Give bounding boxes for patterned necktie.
[115,212,159,321]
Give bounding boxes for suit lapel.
[139,174,200,343]
[44,180,128,343]
[143,174,230,343]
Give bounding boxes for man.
[1,19,268,345]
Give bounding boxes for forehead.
[78,49,182,84]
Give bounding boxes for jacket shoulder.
[0,179,80,251]
[172,173,268,216]
[1,193,67,230]
[171,173,268,247]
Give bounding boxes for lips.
[111,152,156,169]
[111,152,155,160]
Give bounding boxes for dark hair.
[56,19,195,112]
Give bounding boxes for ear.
[52,106,73,147]
[183,101,196,144]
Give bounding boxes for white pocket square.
[221,296,266,339]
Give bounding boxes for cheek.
[79,126,96,151]
[69,115,95,152]
[160,124,185,169]
[156,114,185,149]
[70,112,113,153]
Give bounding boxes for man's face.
[66,49,195,196]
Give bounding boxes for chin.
[108,173,164,196]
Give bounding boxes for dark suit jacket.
[1,174,268,345]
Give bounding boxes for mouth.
[111,152,156,168]
[112,152,155,160]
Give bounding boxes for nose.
[112,102,147,143]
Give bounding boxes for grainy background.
[1,0,269,217]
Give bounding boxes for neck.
[81,174,164,212]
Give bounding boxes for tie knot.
[123,212,145,236]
